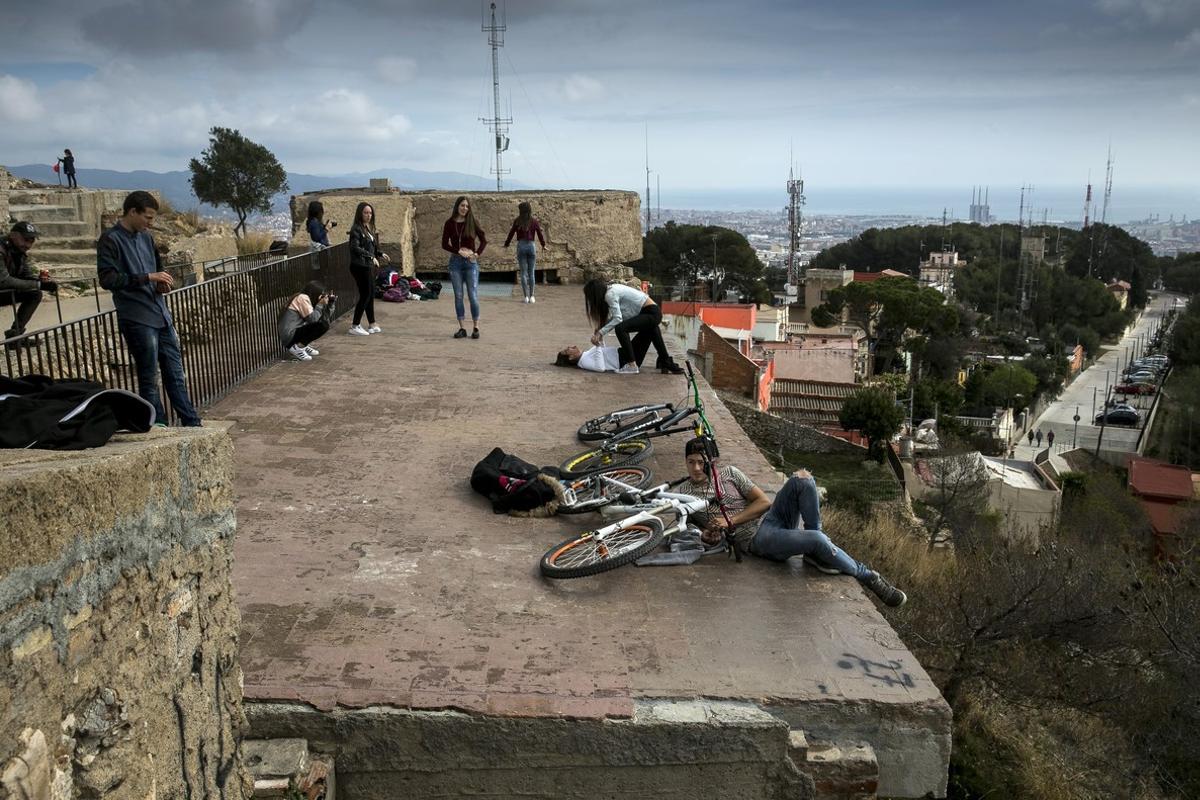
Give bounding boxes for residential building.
[918,249,963,297]
[1107,280,1131,310]
[1127,455,1196,558]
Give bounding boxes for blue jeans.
[118,320,202,426]
[750,476,870,580]
[449,255,480,322]
[516,241,537,298]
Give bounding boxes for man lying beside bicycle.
[679,437,908,607]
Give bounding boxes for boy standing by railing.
[97,191,202,427]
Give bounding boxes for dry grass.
[237,230,274,255]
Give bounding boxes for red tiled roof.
[1142,499,1181,536]
[852,269,908,283]
[1128,456,1194,501]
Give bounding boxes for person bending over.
[679,437,907,607]
[279,281,334,361]
[582,278,682,375]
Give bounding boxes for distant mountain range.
[6,164,527,215]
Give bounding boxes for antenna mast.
[786,161,805,287]
[481,2,511,190]
[1082,176,1094,277]
[644,124,652,232]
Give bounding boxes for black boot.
[657,356,685,375]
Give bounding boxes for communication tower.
[480,2,512,190]
[786,165,805,287]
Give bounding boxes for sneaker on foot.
[368,325,382,334]
[471,328,480,339]
[616,363,640,374]
[303,345,319,356]
[454,328,468,339]
[863,572,907,608]
[522,296,530,304]
[288,344,312,361]
[529,295,536,304]
[804,555,842,575]
[348,325,370,336]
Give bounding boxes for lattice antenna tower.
[1082,174,1095,277]
[1016,184,1038,321]
[480,2,512,190]
[785,155,805,286]
[1097,146,1115,270]
[645,124,652,232]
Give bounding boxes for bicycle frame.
[558,470,649,511]
[589,488,708,546]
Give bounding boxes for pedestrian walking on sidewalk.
[503,201,546,304]
[442,196,486,339]
[97,191,201,427]
[347,202,387,337]
[1047,430,1055,448]
[1027,430,1034,446]
[1036,429,1043,447]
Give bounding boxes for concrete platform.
[209,284,950,797]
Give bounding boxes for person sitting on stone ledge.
[279,281,334,362]
[1,221,58,344]
[679,437,908,607]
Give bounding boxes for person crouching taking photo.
[279,281,334,361]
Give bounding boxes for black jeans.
[350,264,374,326]
[288,320,329,348]
[66,172,78,189]
[613,304,670,367]
[1,288,42,337]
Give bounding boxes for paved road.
[1013,291,1185,461]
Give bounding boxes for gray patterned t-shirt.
[680,465,761,548]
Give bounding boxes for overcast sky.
[1,0,1197,202]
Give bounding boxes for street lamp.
[1073,406,1080,448]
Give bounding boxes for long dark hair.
[448,195,480,238]
[307,200,324,222]
[514,201,533,233]
[583,278,611,329]
[353,202,375,233]
[301,280,326,306]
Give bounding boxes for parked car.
[1096,408,1140,426]
[1124,370,1160,383]
[1115,383,1156,395]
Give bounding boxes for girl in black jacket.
[347,202,389,336]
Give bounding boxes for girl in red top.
[503,201,546,304]
[441,196,486,339]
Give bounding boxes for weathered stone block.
[0,427,250,800]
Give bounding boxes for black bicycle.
[558,364,709,477]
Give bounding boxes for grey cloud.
[80,0,317,55]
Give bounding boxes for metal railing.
[1,243,353,423]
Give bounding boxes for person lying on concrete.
[279,281,334,362]
[582,278,684,375]
[1,221,58,343]
[554,337,654,373]
[679,437,907,607]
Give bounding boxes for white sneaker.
[287,344,312,361]
[529,295,536,304]
[367,325,382,334]
[303,345,319,356]
[522,296,529,304]
[348,325,370,336]
[616,364,639,374]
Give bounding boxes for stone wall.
[290,188,641,281]
[722,394,867,456]
[0,167,9,224]
[0,428,249,799]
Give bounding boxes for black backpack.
[470,447,564,515]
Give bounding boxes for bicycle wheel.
[540,518,665,579]
[558,464,654,515]
[559,438,654,477]
[577,405,670,442]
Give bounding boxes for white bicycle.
[539,473,730,579]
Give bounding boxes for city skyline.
[2,0,1198,202]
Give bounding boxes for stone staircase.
[8,189,105,283]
